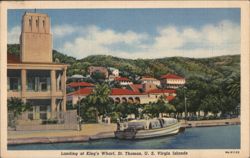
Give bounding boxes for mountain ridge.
[7,44,240,80]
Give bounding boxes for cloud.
[8,26,21,44]
[60,25,149,58]
[8,20,240,59]
[52,24,76,38]
[58,20,240,59]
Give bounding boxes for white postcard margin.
[0,1,249,158]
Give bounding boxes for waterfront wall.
[9,110,78,131]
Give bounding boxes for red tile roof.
[110,88,142,95]
[147,89,176,94]
[166,96,175,102]
[7,53,20,63]
[115,77,130,81]
[67,87,93,96]
[129,84,143,92]
[160,74,184,79]
[67,82,94,87]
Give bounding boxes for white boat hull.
[115,122,181,140]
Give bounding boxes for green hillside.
[7,44,239,80]
[7,44,240,115]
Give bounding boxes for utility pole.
[184,87,187,124]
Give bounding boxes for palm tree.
[157,95,176,117]
[226,73,240,101]
[84,83,111,122]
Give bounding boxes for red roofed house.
[109,88,143,104]
[160,74,186,89]
[67,86,177,106]
[114,77,133,85]
[67,81,94,92]
[128,84,143,93]
[67,82,94,88]
[67,87,94,105]
[146,89,177,102]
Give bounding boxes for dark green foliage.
[172,73,240,116]
[115,102,142,119]
[7,97,32,118]
[8,44,240,117]
[7,44,20,57]
[52,50,76,64]
[142,95,176,118]
[91,71,106,81]
[8,44,239,82]
[78,83,112,122]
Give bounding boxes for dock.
[8,118,240,145]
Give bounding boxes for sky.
[8,9,240,59]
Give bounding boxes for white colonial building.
[114,77,133,85]
[140,76,161,86]
[160,74,186,89]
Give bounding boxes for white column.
[51,70,56,94]
[21,69,26,98]
[61,68,67,111]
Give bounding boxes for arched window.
[43,20,45,27]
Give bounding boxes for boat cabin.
[119,118,178,131]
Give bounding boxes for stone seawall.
[8,118,240,145]
[181,118,240,128]
[8,134,110,145]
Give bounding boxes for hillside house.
[160,74,186,89]
[88,66,109,79]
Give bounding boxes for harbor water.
[8,125,240,150]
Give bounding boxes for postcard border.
[1,1,249,158]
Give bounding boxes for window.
[27,77,50,91]
[42,20,45,27]
[27,77,37,91]
[36,19,38,27]
[27,70,50,92]
[39,77,49,91]
[8,77,21,91]
[29,19,32,27]
[40,105,48,120]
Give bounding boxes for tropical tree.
[83,83,111,122]
[142,95,176,118]
[199,95,220,116]
[115,103,129,119]
[8,97,32,118]
[7,97,32,129]
[91,71,106,81]
[226,73,240,102]
[115,102,142,119]
[142,104,159,118]
[156,95,176,116]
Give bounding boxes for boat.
[114,118,183,140]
